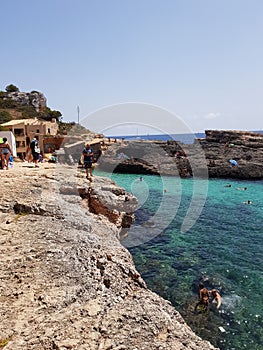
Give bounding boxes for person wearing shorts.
[30,137,40,167]
[82,143,93,178]
[0,137,12,170]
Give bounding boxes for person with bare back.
[0,137,12,170]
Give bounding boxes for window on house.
[14,128,25,136]
[36,129,40,133]
[48,128,51,134]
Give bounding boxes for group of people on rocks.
[0,136,41,170]
[195,282,221,312]
[0,138,94,172]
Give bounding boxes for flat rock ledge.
[0,163,218,350]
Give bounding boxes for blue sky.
[1,0,263,135]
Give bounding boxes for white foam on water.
[221,294,242,311]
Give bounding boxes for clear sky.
[1,0,263,135]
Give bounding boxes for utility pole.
[77,106,80,124]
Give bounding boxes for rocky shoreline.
[97,130,263,180]
[0,163,218,349]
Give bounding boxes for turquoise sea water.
[95,170,263,349]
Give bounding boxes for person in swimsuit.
[195,282,210,312]
[0,137,12,170]
[26,144,33,163]
[211,289,222,309]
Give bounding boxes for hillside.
[0,84,62,125]
[0,84,94,136]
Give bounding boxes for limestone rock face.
[0,163,218,350]
[199,130,263,179]
[98,131,263,180]
[204,129,263,147]
[5,91,47,112]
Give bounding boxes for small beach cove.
[95,170,263,350]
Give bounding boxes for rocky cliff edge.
[0,164,217,350]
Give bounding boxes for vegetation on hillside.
[58,121,93,135]
[0,84,62,123]
[5,84,19,93]
[0,110,12,124]
[0,84,94,136]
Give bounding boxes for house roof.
[1,119,37,126]
[64,140,85,149]
[90,138,104,145]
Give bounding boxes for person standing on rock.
[0,137,12,170]
[30,137,40,167]
[195,283,210,312]
[82,143,93,179]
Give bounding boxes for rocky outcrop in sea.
[0,163,217,349]
[97,130,263,180]
[199,130,263,179]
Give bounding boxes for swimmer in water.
[236,187,247,190]
[211,289,222,309]
[243,200,252,205]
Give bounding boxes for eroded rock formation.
[0,163,217,349]
[4,91,47,112]
[199,130,263,179]
[97,130,263,180]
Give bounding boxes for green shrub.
[0,110,12,124]
[40,107,62,122]
[5,84,19,93]
[15,104,39,119]
[0,91,6,98]
[0,99,18,109]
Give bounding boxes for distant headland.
[98,130,263,180]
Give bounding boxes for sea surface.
[107,132,206,144]
[106,130,263,144]
[95,169,263,350]
[107,131,263,144]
